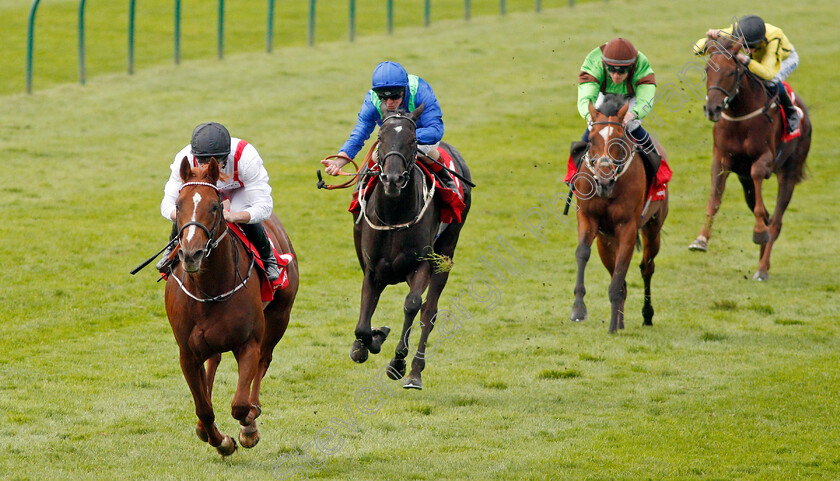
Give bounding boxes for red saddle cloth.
[779,81,802,143]
[162,224,293,302]
[228,224,293,301]
[348,147,467,224]
[564,153,671,202]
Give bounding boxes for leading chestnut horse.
[689,36,811,281]
[570,95,669,333]
[165,157,298,456]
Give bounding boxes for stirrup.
[156,245,176,273]
[264,260,281,282]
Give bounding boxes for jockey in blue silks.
[321,61,456,189]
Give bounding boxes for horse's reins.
[708,50,778,122]
[316,151,365,190]
[172,181,256,303]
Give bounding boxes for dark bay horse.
[570,95,669,333]
[689,36,811,281]
[165,157,298,456]
[350,106,472,390]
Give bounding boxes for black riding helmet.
[738,15,766,48]
[190,122,231,158]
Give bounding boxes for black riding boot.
[776,81,802,136]
[156,222,178,274]
[628,125,661,172]
[241,222,280,282]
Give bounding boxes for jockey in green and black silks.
[565,37,660,183]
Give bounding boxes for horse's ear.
[206,158,220,184]
[410,103,425,121]
[179,156,192,182]
[617,102,630,121]
[588,101,597,120]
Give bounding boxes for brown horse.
[689,36,811,281]
[164,157,298,456]
[570,95,669,333]
[350,107,471,389]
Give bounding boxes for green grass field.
[2,0,839,479]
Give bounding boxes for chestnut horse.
[689,36,811,281]
[570,95,669,333]
[165,157,298,456]
[350,107,472,390]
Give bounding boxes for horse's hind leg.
[640,200,667,326]
[750,153,774,245]
[404,271,449,390]
[388,265,432,380]
[690,157,729,251]
[179,352,236,456]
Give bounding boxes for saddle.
[349,147,467,224]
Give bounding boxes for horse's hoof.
[216,435,237,457]
[753,270,769,281]
[196,424,209,443]
[570,305,587,322]
[239,423,260,449]
[368,326,391,354]
[387,358,406,380]
[403,376,422,390]
[688,237,708,252]
[753,230,770,245]
[350,339,369,363]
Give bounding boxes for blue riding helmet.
[371,61,409,94]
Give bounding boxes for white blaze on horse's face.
[186,192,202,242]
[394,126,403,134]
[598,125,613,143]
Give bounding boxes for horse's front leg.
[750,152,774,245]
[690,155,729,251]
[388,263,432,381]
[571,216,597,322]
[179,352,236,456]
[608,223,637,333]
[351,271,385,363]
[194,352,222,443]
[231,339,261,448]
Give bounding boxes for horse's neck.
[372,169,423,224]
[187,235,240,289]
[728,73,769,115]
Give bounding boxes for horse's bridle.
[177,181,228,258]
[376,113,417,189]
[585,120,634,182]
[173,181,256,303]
[707,52,744,111]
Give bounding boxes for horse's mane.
[597,93,630,117]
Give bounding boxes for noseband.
[585,120,634,182]
[707,53,744,111]
[377,113,418,189]
[177,181,228,257]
